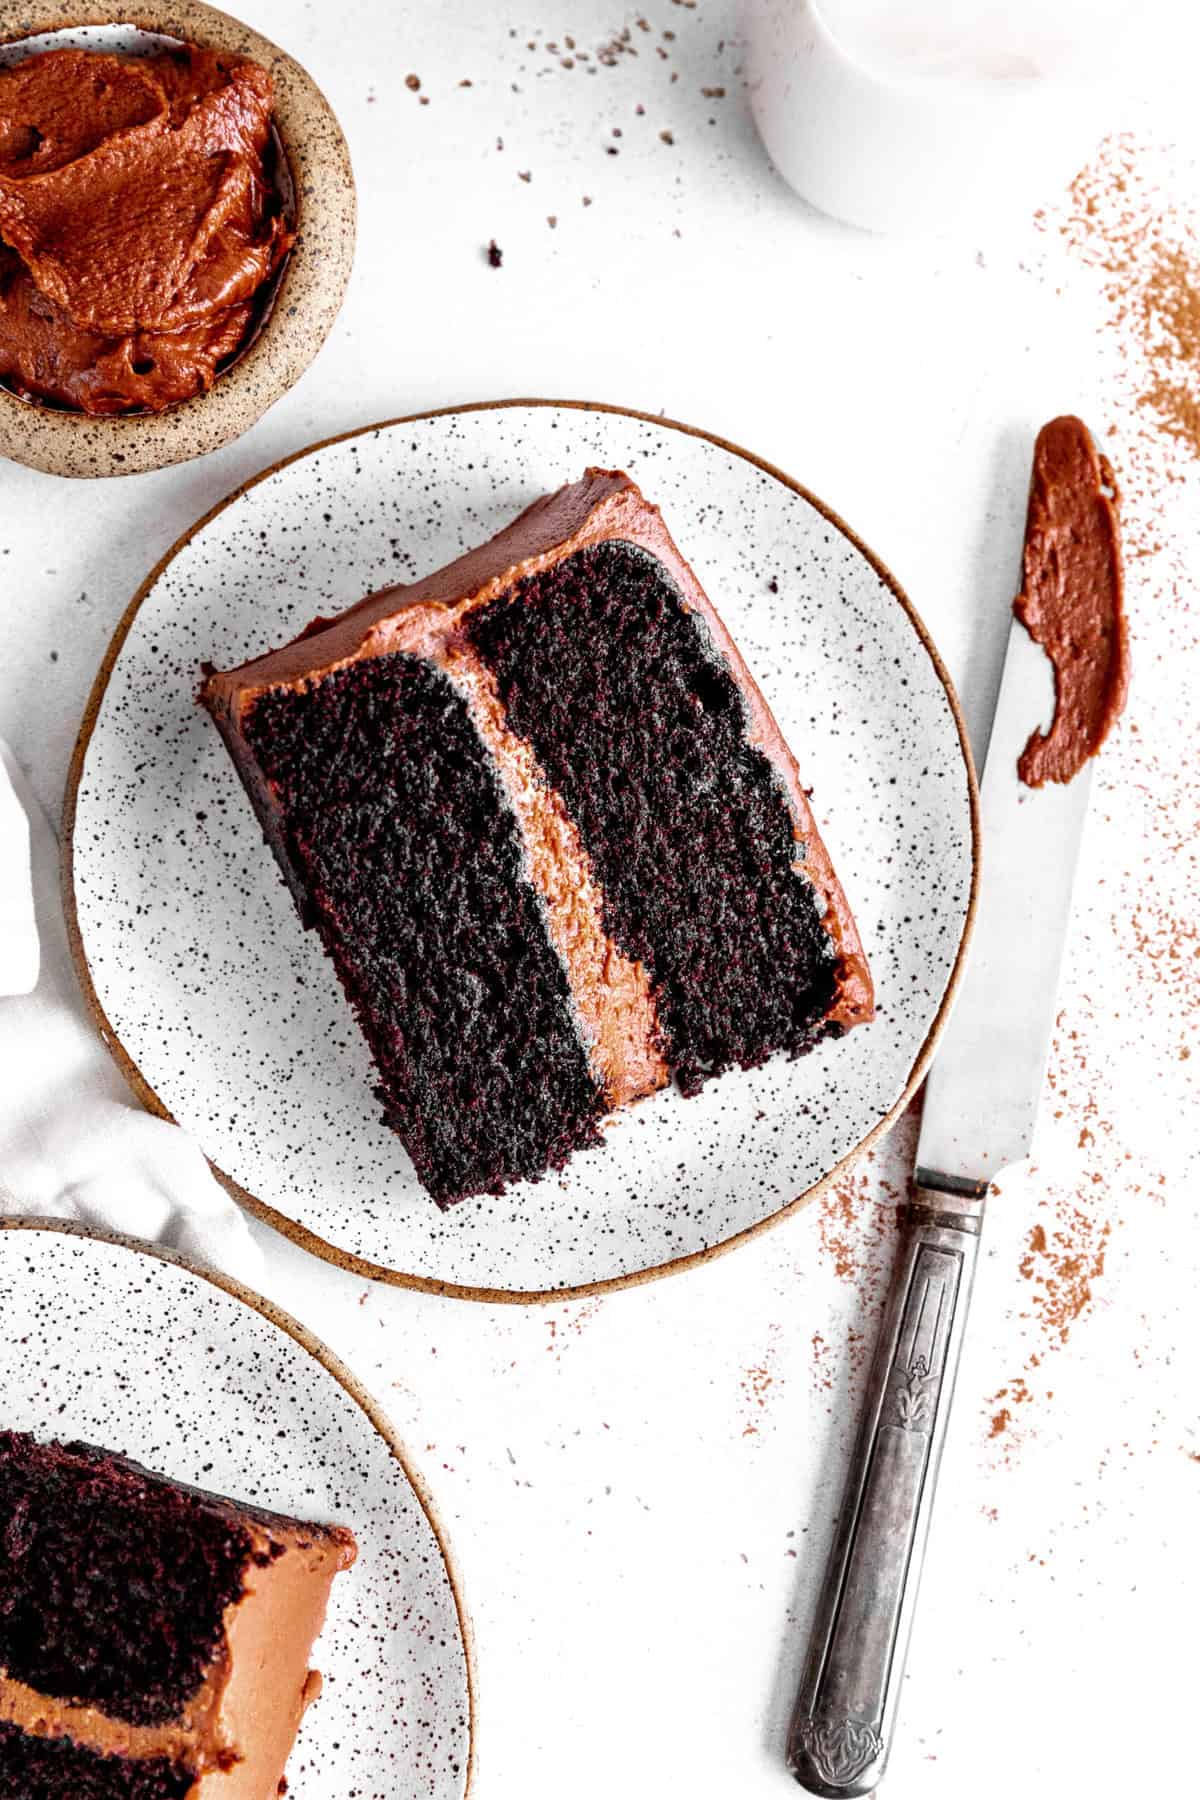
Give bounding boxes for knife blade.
[915,614,1094,1188]
[788,530,1099,1798]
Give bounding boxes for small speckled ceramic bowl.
[0,0,356,478]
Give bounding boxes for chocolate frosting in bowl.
[0,0,356,477]
[0,43,293,415]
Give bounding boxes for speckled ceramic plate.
[65,400,978,1300]
[0,1219,473,1796]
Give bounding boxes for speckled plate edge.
[0,1212,478,1792]
[0,0,356,478]
[61,397,982,1304]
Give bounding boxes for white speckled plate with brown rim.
[64,400,979,1301]
[0,1217,474,1796]
[0,0,355,478]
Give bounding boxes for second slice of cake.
[201,470,873,1206]
[0,1432,356,1799]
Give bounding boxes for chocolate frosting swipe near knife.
[787,415,1130,1798]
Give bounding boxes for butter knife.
[787,612,1095,1797]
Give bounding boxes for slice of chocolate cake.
[0,1432,356,1799]
[201,470,873,1206]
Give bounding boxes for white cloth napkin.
[0,739,264,1283]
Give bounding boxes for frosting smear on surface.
[1014,415,1129,787]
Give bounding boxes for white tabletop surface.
[2,5,1197,1796]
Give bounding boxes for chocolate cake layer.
[241,651,607,1205]
[0,1721,192,1800]
[201,469,874,1206]
[0,1436,257,1725]
[470,541,840,1093]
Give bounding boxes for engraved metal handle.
[787,1178,987,1796]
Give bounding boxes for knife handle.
[787,1183,986,1796]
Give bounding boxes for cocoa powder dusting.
[741,1364,773,1432]
[1060,139,1200,464]
[1020,1213,1112,1349]
[1141,245,1200,452]
[1019,1223,1048,1274]
[986,1035,1120,1458]
[816,1158,899,1297]
[740,1323,782,1438]
[804,1132,908,1404]
[814,1158,901,1386]
[817,1176,862,1284]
